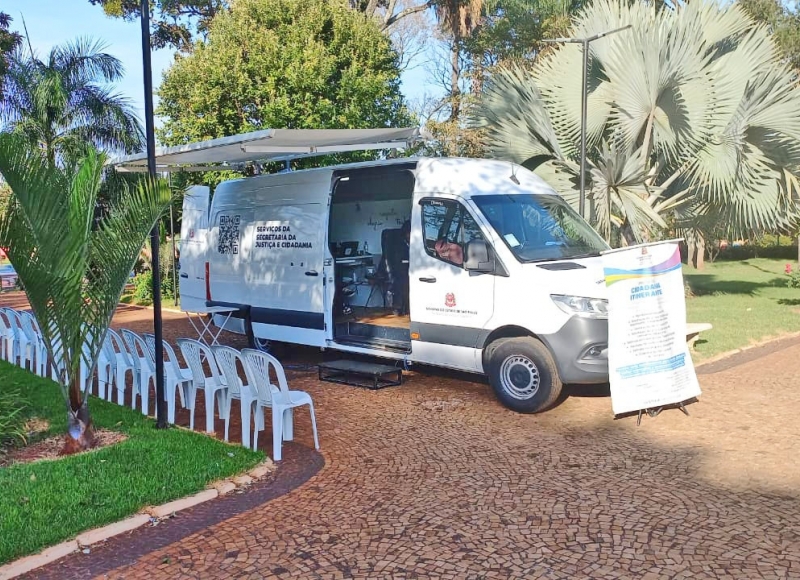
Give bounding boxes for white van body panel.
[180,156,610,384]
[178,185,211,311]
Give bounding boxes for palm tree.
[0,38,144,165]
[434,0,485,121]
[473,0,800,265]
[0,134,172,453]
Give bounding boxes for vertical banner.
[602,241,701,416]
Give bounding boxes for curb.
[694,330,800,369]
[0,459,275,580]
[119,303,184,314]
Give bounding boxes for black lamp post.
[140,0,167,429]
[542,25,632,219]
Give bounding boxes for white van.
[179,157,610,413]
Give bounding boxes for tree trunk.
[689,233,706,270]
[620,219,638,247]
[60,375,95,455]
[449,39,461,122]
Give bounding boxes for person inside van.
[391,220,411,316]
[434,238,464,265]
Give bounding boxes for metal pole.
[140,0,168,429]
[579,39,588,219]
[541,25,631,220]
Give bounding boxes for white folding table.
[183,305,238,347]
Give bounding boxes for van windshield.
[472,194,609,263]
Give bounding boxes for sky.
[4,0,433,134]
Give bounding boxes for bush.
[715,244,798,261]
[0,388,28,448]
[787,264,800,289]
[131,269,175,306]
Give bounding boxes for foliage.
[739,0,800,71]
[0,135,172,451]
[786,263,800,288]
[131,262,176,306]
[132,270,155,304]
[420,0,583,156]
[0,361,262,564]
[0,12,22,96]
[474,0,800,248]
[714,243,798,262]
[0,387,27,448]
[156,0,412,149]
[0,38,144,164]
[684,258,800,359]
[89,0,227,50]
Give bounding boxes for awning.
[110,127,423,173]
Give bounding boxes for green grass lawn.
[119,292,180,309]
[0,362,263,564]
[684,258,800,360]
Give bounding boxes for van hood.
[525,255,608,300]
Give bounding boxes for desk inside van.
[335,255,374,266]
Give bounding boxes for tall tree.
[422,0,579,156]
[0,134,172,453]
[739,0,800,71]
[156,0,412,147]
[0,12,22,97]
[1,39,144,165]
[434,0,484,122]
[474,0,800,265]
[89,0,227,50]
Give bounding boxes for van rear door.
[179,185,210,311]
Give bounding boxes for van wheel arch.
[244,310,283,355]
[481,326,537,370]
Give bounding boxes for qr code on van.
[218,215,240,255]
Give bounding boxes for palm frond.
[473,0,800,244]
[0,134,173,415]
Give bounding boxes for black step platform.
[318,359,402,390]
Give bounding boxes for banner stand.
[603,239,702,422]
[636,399,692,426]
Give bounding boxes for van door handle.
[180,273,188,279]
[305,270,319,277]
[418,276,437,283]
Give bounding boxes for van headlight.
[551,294,608,319]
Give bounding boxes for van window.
[420,200,485,268]
[472,194,608,262]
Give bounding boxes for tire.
[486,337,562,414]
[245,315,283,355]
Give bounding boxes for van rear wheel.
[245,316,276,353]
[486,337,562,414]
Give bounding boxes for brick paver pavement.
[7,297,800,579]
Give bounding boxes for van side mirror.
[464,239,494,273]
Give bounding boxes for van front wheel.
[486,338,562,414]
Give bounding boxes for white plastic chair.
[96,334,117,401]
[20,312,48,377]
[48,337,91,391]
[212,345,258,449]
[5,309,34,370]
[143,333,191,425]
[106,329,136,405]
[0,309,16,361]
[177,338,228,432]
[242,348,319,461]
[121,329,154,415]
